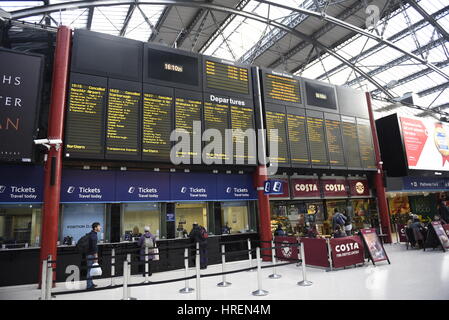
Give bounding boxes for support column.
[254,165,272,261]
[39,26,72,286]
[366,92,392,243]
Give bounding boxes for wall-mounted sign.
[269,178,290,199]
[291,178,320,198]
[217,174,257,200]
[115,171,170,202]
[60,169,116,202]
[0,164,43,203]
[321,178,348,197]
[264,179,284,195]
[348,179,370,197]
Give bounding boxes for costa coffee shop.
[269,174,376,236]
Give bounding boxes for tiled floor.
[1,243,448,300]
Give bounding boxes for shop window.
[0,204,41,247]
[61,203,106,243]
[122,203,161,240]
[175,202,208,236]
[220,201,250,234]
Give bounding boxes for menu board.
[265,106,289,166]
[357,118,376,169]
[205,59,249,95]
[142,85,173,162]
[105,79,141,160]
[286,109,309,166]
[204,95,230,162]
[341,116,362,169]
[263,72,301,104]
[230,100,256,164]
[174,91,202,160]
[325,117,345,167]
[307,116,328,166]
[65,73,106,159]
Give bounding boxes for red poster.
[348,179,370,197]
[330,236,365,268]
[274,236,299,261]
[431,222,449,250]
[360,228,389,263]
[321,179,348,197]
[269,178,290,199]
[396,224,407,243]
[299,237,330,268]
[291,178,320,198]
[399,117,428,167]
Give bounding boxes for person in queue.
[332,225,346,238]
[343,209,352,236]
[274,223,286,236]
[189,222,208,270]
[138,226,157,277]
[86,222,101,290]
[409,216,426,248]
[332,208,346,230]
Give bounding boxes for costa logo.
[324,184,346,191]
[335,242,360,253]
[355,182,365,194]
[295,183,318,192]
[281,241,292,258]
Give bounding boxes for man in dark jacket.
[437,201,449,224]
[189,222,208,269]
[86,222,101,290]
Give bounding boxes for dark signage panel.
[325,114,345,167]
[0,49,44,162]
[265,105,290,167]
[262,70,302,107]
[306,112,329,166]
[105,79,141,160]
[341,116,362,169]
[65,73,107,159]
[230,97,256,165]
[142,84,173,162]
[144,44,201,91]
[304,80,337,111]
[203,94,230,162]
[357,118,376,169]
[71,30,142,82]
[337,86,369,118]
[204,58,250,96]
[286,107,310,167]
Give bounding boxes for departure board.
[357,118,376,169]
[307,116,328,166]
[264,73,301,104]
[341,116,362,168]
[265,108,289,166]
[325,118,345,167]
[142,85,173,162]
[287,111,309,166]
[105,80,141,160]
[205,59,249,95]
[175,92,202,159]
[65,73,106,159]
[230,99,256,164]
[204,96,230,162]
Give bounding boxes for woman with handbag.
[138,226,157,277]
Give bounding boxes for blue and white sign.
[61,169,116,202]
[217,174,257,200]
[115,171,170,202]
[0,165,43,203]
[403,177,449,191]
[264,179,284,195]
[170,173,216,201]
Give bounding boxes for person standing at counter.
[189,222,208,270]
[138,226,157,277]
[332,208,346,230]
[86,222,101,290]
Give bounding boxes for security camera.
[34,139,50,145]
[48,139,63,145]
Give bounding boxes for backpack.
[144,236,154,248]
[335,213,345,226]
[76,233,90,254]
[200,227,208,239]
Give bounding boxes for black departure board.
[265,107,289,166]
[142,85,173,162]
[175,91,202,159]
[307,116,328,166]
[204,95,230,162]
[205,59,249,95]
[286,110,309,166]
[65,73,106,159]
[341,116,362,168]
[230,98,256,164]
[264,73,301,104]
[325,118,345,167]
[357,118,376,169]
[105,79,141,160]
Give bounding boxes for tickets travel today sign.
[399,116,449,171]
[330,236,365,268]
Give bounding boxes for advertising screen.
[360,228,389,264]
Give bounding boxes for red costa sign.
[274,236,299,261]
[348,179,370,197]
[330,236,365,268]
[269,178,290,198]
[321,179,348,197]
[291,178,320,198]
[396,224,407,242]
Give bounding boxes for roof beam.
[86,7,94,30]
[148,5,170,42]
[119,4,135,36]
[176,0,212,48]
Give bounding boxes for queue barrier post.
[252,247,268,296]
[326,238,334,272]
[268,240,281,279]
[179,248,194,294]
[126,254,136,300]
[247,238,255,272]
[121,260,129,300]
[217,244,232,287]
[111,248,116,286]
[45,255,53,300]
[144,247,149,284]
[195,242,201,300]
[40,258,47,300]
[297,243,313,287]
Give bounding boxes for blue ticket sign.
[60,169,116,202]
[216,174,257,200]
[170,172,217,201]
[115,171,170,202]
[0,164,43,202]
[264,179,284,195]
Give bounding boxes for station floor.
[0,243,448,300]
